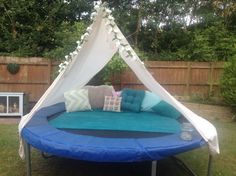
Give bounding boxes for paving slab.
[0,117,21,124]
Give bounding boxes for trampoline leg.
[151,161,157,176]
[24,141,32,176]
[207,155,213,176]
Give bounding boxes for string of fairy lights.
[58,1,144,73]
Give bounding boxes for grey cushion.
[84,85,115,109]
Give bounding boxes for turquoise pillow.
[141,91,161,111]
[121,89,145,112]
[151,100,181,119]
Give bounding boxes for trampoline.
[19,3,219,176]
[21,102,209,176]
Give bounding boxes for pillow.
[121,88,145,112]
[103,96,122,112]
[112,91,121,97]
[141,91,161,111]
[151,100,181,119]
[84,85,115,109]
[64,89,91,112]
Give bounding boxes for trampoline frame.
[21,103,213,176]
[23,139,213,176]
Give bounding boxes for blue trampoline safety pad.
[49,110,181,133]
[21,103,206,162]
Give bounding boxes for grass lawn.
[0,119,236,176]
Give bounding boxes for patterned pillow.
[103,96,122,112]
[64,89,91,112]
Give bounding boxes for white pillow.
[64,89,91,112]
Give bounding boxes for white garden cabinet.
[0,92,24,117]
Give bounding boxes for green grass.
[179,120,236,176]
[0,119,236,176]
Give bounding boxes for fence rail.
[0,57,225,104]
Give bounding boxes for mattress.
[48,110,181,133]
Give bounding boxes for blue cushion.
[141,91,161,111]
[121,89,145,112]
[151,100,181,119]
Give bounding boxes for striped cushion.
[64,89,91,112]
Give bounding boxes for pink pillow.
[112,91,121,97]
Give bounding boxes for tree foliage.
[220,56,236,113]
[0,0,235,61]
[0,0,92,58]
[43,22,86,60]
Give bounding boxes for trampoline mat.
[48,110,181,134]
[58,129,169,138]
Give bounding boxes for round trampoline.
[21,102,206,162]
[19,4,219,176]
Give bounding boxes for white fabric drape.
[18,10,118,158]
[18,7,219,159]
[117,25,219,154]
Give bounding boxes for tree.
[0,0,235,62]
[43,21,86,60]
[0,0,91,57]
[220,56,236,114]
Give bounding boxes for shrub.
[220,56,236,113]
[102,54,127,84]
[87,54,127,86]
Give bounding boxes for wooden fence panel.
[0,57,52,103]
[0,57,225,104]
[118,61,225,98]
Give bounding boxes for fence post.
[120,70,124,89]
[186,62,191,96]
[209,62,214,96]
[47,59,52,85]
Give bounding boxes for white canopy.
[19,2,219,158]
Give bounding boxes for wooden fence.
[117,61,224,98]
[0,56,58,103]
[0,57,225,104]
